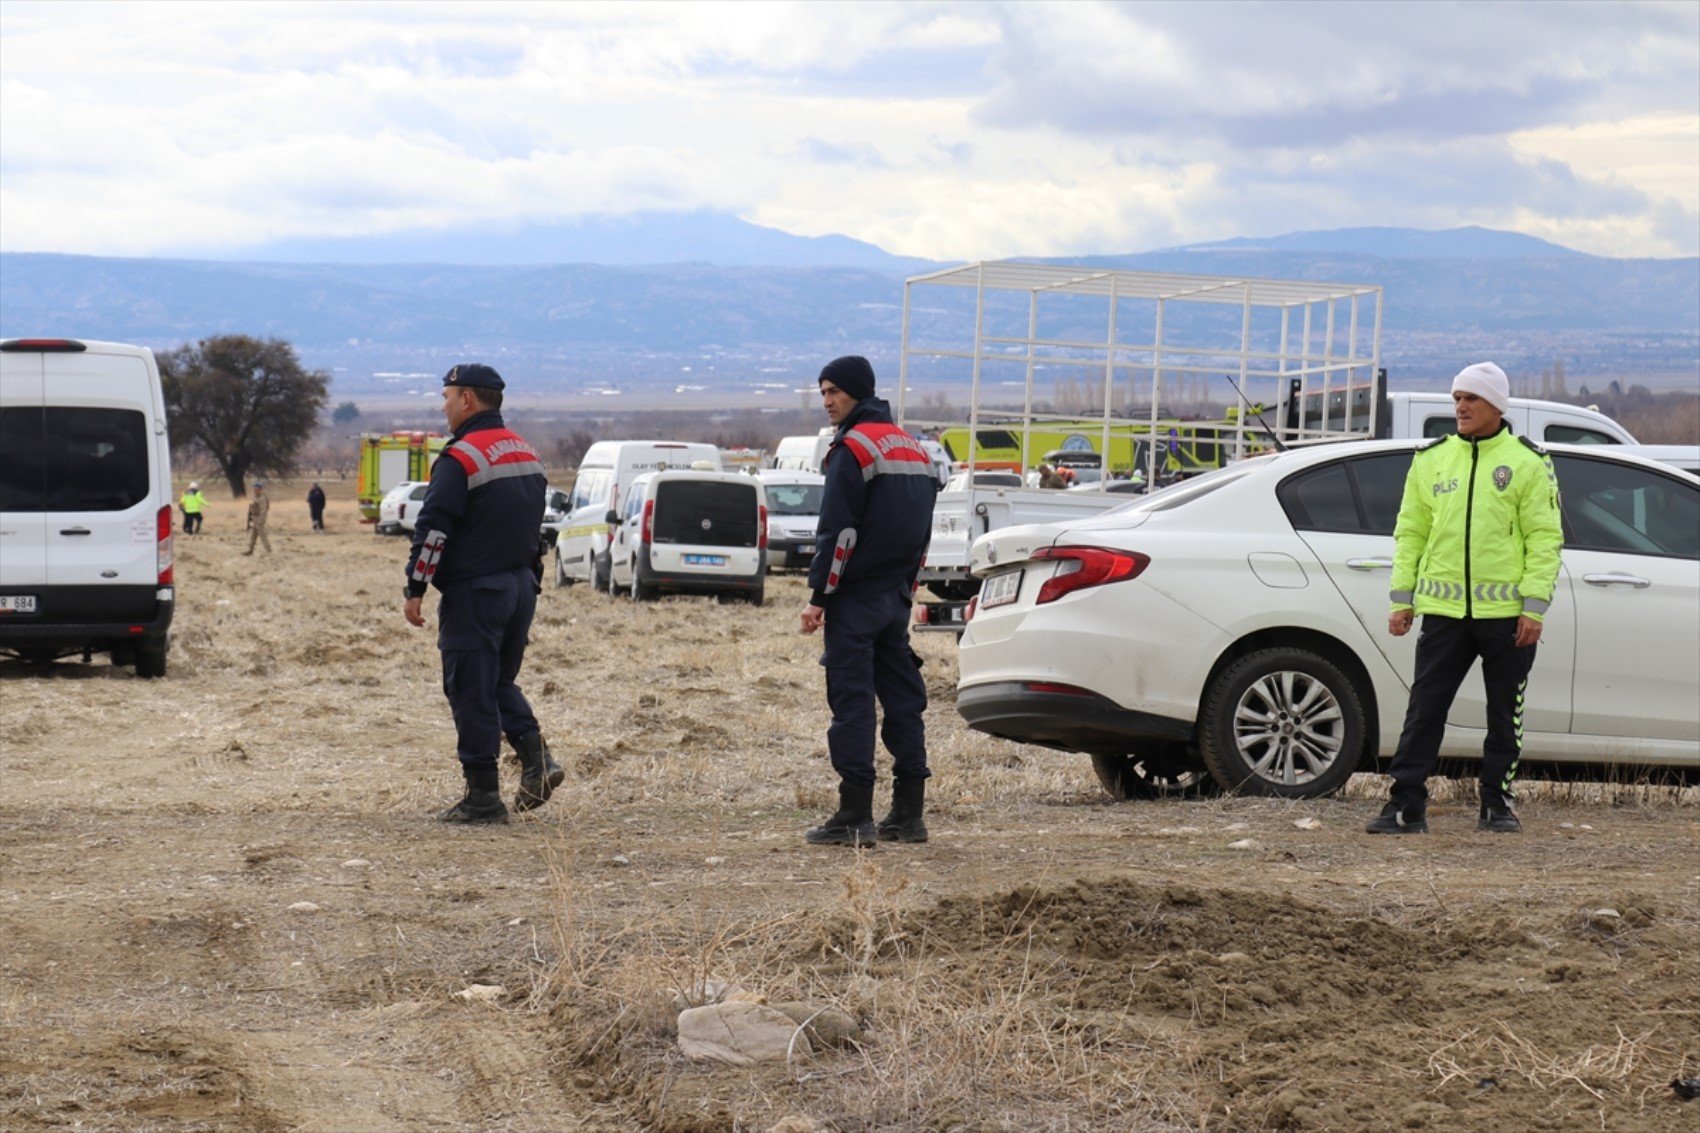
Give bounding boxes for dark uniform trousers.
[438,567,540,768]
[822,584,929,790]
[1388,615,1536,813]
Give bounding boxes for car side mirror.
[604,510,620,524]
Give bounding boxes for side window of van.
[2,407,149,512]
[571,470,609,510]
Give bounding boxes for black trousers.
[437,568,540,768]
[821,585,930,790]
[1387,615,1536,812]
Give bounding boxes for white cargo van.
[553,440,721,588]
[606,469,766,604]
[755,469,825,570]
[770,429,833,473]
[0,338,175,676]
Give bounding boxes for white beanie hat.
[1451,362,1510,414]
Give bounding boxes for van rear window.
[0,407,149,512]
[654,481,758,547]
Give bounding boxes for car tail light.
[758,505,768,551]
[156,504,174,585]
[642,499,654,544]
[964,595,979,622]
[1031,545,1149,605]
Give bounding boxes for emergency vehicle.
[356,431,447,521]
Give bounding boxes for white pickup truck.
[914,391,1662,632]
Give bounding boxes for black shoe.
[1478,806,1521,833]
[876,777,929,843]
[1365,804,1427,834]
[440,763,509,824]
[806,782,877,848]
[511,732,564,812]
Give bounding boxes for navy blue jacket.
[405,410,547,597]
[807,397,936,606]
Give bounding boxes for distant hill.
[186,210,939,274]
[1166,225,1585,260]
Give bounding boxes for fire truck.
[356,431,447,521]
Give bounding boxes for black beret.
[819,355,875,401]
[443,363,505,391]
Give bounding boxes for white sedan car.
[957,441,1700,799]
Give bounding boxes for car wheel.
[593,552,611,593]
[1198,647,1365,798]
[1090,747,1218,801]
[134,637,169,679]
[609,559,632,598]
[747,584,764,608]
[631,567,655,602]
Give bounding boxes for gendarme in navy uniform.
[798,355,936,847]
[403,363,562,824]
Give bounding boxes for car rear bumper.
[637,562,763,595]
[0,584,174,648]
[956,680,1193,754]
[765,539,815,569]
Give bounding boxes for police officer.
[403,363,562,824]
[1368,362,1562,836]
[799,356,936,847]
[180,482,205,534]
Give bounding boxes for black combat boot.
[805,782,877,847]
[876,777,929,843]
[440,762,509,824]
[1364,801,1427,834]
[1477,803,1521,833]
[511,731,564,812]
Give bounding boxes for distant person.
[306,482,327,531]
[243,481,272,555]
[1367,362,1562,836]
[403,363,559,824]
[180,482,205,534]
[799,355,936,847]
[1037,463,1065,489]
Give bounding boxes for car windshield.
[765,483,825,516]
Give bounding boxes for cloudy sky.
[2,0,1696,261]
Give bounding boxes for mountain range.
[2,216,1694,399]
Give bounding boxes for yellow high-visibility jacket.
[180,490,205,515]
[1390,426,1562,622]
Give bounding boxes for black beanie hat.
[819,355,876,401]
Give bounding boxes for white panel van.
[552,440,721,588]
[0,338,176,676]
[770,430,833,473]
[606,470,767,604]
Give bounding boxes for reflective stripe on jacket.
[1390,425,1562,621]
[405,412,547,596]
[808,397,935,604]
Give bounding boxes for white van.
[755,468,825,570]
[375,480,428,535]
[553,440,721,588]
[606,469,766,604]
[0,338,176,676]
[770,429,833,473]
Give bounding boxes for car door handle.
[59,527,93,536]
[1345,558,1393,571]
[1582,572,1651,589]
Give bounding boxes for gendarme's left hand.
[404,595,426,628]
[1514,615,1542,648]
[799,604,825,634]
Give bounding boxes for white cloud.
[0,0,1695,260]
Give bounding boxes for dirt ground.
[2,478,1696,1132]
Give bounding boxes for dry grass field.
[2,477,1697,1132]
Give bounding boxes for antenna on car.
[1225,375,1288,453]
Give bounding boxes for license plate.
[684,554,726,566]
[979,569,1022,609]
[0,595,38,613]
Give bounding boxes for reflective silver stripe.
[465,460,543,490]
[841,429,933,483]
[823,527,857,594]
[1522,596,1550,615]
[449,439,489,473]
[1389,589,1414,605]
[1469,582,1523,603]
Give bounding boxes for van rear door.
[0,350,49,588]
[649,479,761,575]
[40,351,160,589]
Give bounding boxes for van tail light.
[758,505,768,551]
[641,499,654,545]
[964,595,979,622]
[156,504,174,585]
[1031,545,1148,605]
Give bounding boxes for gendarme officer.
[403,363,562,824]
[799,356,936,847]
